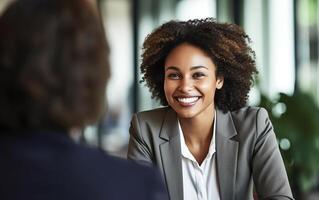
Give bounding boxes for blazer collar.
[158,107,239,200]
[159,107,238,139]
[159,107,178,141]
[216,107,238,139]
[216,108,239,200]
[159,107,183,200]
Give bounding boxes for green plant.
[259,92,319,198]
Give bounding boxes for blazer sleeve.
[252,108,294,200]
[127,113,154,166]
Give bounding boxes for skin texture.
[164,42,223,164]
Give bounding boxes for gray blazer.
[128,106,294,200]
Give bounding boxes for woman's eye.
[193,72,205,79]
[167,73,180,79]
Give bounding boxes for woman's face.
[164,43,223,119]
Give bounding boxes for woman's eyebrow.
[165,66,179,71]
[190,65,208,70]
[165,65,208,71]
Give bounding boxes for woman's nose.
[178,77,193,92]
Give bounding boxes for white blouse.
[178,112,220,200]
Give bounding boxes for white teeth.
[177,97,199,103]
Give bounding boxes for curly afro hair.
[140,18,258,112]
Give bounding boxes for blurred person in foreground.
[128,18,294,200]
[0,0,167,199]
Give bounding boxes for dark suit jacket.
[128,106,294,200]
[0,131,168,200]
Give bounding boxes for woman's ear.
[216,76,224,89]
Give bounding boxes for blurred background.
[1,0,318,199]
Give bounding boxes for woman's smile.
[175,96,201,107]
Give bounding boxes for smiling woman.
[127,18,294,200]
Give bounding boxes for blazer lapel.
[159,108,183,200]
[216,108,239,200]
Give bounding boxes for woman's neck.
[178,107,216,164]
[179,105,215,143]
